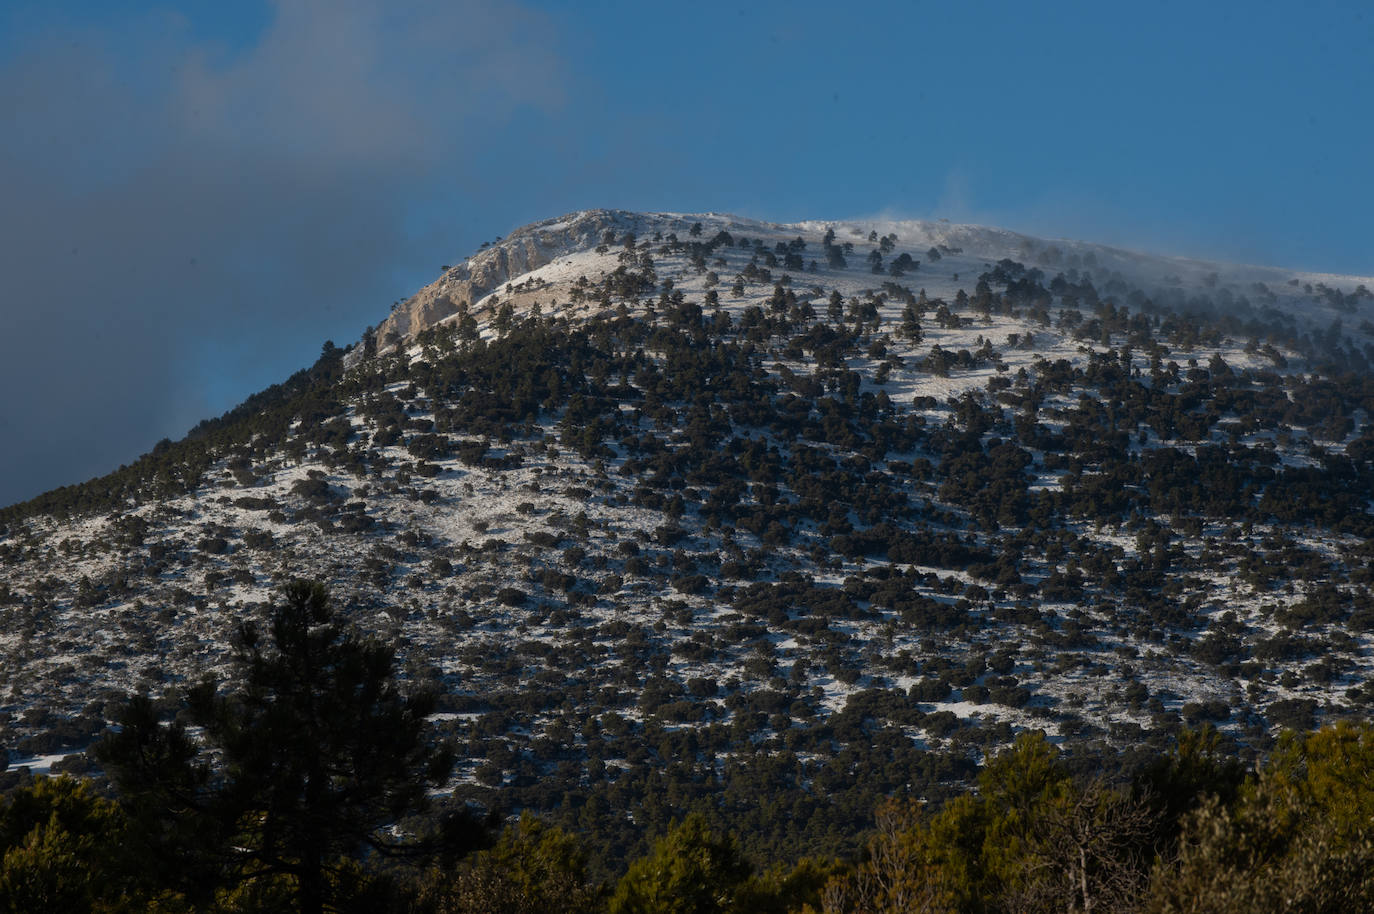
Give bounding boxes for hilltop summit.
[369,209,1373,356]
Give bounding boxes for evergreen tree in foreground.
[97,580,480,914]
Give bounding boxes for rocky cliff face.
[372,209,640,348]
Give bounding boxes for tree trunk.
[1079,844,1091,914]
[298,853,324,914]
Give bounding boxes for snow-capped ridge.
[363,209,1374,362]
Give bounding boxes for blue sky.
[2,0,1372,507]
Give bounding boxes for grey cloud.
[0,0,564,508]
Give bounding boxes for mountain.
[3,209,1374,865]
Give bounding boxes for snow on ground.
[8,752,75,775]
[5,208,1374,769]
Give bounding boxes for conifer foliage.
[96,580,468,914]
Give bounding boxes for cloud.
[0,0,564,508]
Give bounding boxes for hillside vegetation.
[2,211,1374,895]
[5,579,1374,912]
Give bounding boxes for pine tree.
[901,302,923,342]
[609,814,752,914]
[0,777,149,914]
[98,580,476,914]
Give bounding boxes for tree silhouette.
[98,580,475,914]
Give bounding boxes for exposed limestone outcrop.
[370,209,643,351]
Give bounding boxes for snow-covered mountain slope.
[3,210,1374,858]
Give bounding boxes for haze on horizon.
[2,0,1371,509]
